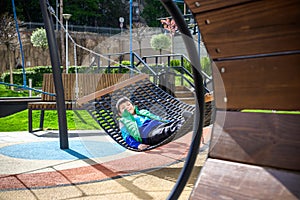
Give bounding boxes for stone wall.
[0,31,112,74]
[0,28,206,74]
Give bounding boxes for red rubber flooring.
[0,127,211,191]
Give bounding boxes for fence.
[22,22,122,36]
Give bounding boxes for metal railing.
[22,22,122,36]
[87,52,212,93]
[141,53,212,92]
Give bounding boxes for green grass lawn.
[1,79,299,132]
[0,84,38,97]
[242,109,300,114]
[0,84,101,132]
[0,109,101,132]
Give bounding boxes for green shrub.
[107,60,135,73]
[170,59,192,74]
[30,65,53,74]
[200,57,212,76]
[170,59,181,67]
[169,57,211,76]
[68,66,91,73]
[183,59,192,73]
[31,28,48,50]
[1,66,53,87]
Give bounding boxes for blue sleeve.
[125,135,141,149]
[120,126,141,149]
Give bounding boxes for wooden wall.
[41,73,131,101]
[185,0,300,199]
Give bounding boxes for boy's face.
[118,101,135,115]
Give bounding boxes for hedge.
[0,58,211,88]
[1,66,53,87]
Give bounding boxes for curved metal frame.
[159,0,205,199]
[39,0,204,197]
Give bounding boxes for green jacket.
[120,106,168,142]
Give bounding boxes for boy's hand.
[138,144,150,151]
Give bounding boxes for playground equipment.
[38,1,207,198]
[0,0,55,96]
[27,73,133,132]
[183,0,300,199]
[36,0,300,199]
[77,73,213,152]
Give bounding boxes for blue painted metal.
[11,0,26,87]
[129,0,133,71]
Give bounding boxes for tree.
[0,0,43,22]
[31,28,48,50]
[141,0,169,27]
[1,0,186,28]
[132,23,150,56]
[0,0,11,17]
[150,34,171,61]
[30,28,48,66]
[0,13,18,90]
[96,0,129,27]
[63,0,129,27]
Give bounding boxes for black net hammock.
[77,74,213,152]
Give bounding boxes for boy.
[116,97,192,151]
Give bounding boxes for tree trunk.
[171,35,174,54]
[42,49,46,66]
[7,45,14,90]
[60,0,65,72]
[159,49,162,63]
[139,40,142,56]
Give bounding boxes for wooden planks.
[191,0,300,59]
[28,101,76,110]
[186,0,300,199]
[77,74,149,106]
[190,158,300,200]
[28,73,134,132]
[212,54,300,110]
[41,74,56,101]
[40,73,132,101]
[210,111,300,171]
[75,73,131,99]
[185,0,252,14]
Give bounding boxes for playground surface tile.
[0,127,211,199]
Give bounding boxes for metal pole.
[29,79,32,97]
[63,14,71,73]
[11,0,26,87]
[40,0,69,149]
[65,19,68,73]
[56,0,58,30]
[198,27,201,58]
[129,0,133,71]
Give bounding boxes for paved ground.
[0,127,211,200]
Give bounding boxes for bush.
[183,59,192,73]
[68,66,90,73]
[170,59,192,73]
[1,66,54,87]
[170,59,181,67]
[200,57,212,76]
[169,57,211,76]
[31,28,48,50]
[106,60,136,73]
